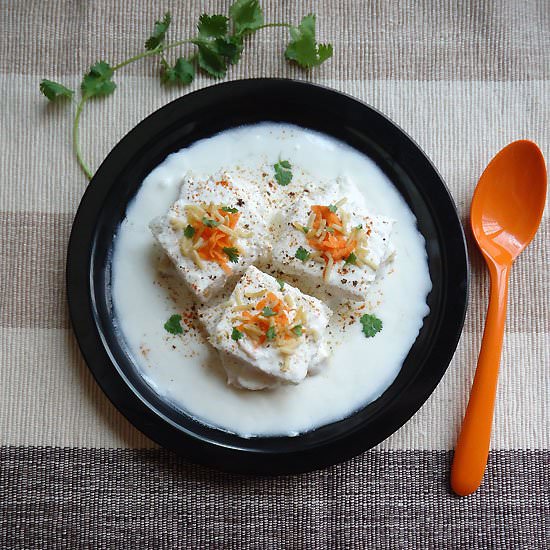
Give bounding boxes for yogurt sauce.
[112,123,432,437]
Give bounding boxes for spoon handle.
[451,260,510,496]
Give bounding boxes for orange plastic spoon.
[451,141,547,496]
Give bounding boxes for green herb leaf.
[231,327,244,341]
[328,204,337,213]
[295,246,310,262]
[183,224,195,238]
[161,57,195,85]
[221,206,239,213]
[360,314,383,338]
[302,226,309,234]
[262,306,276,317]
[345,252,357,265]
[277,279,285,290]
[285,14,333,68]
[230,0,264,36]
[39,79,74,101]
[355,224,363,230]
[214,35,244,64]
[194,40,228,78]
[292,324,303,336]
[266,326,276,341]
[223,247,240,263]
[198,13,229,38]
[274,160,293,186]
[202,217,221,227]
[164,314,183,335]
[81,61,116,98]
[145,12,172,51]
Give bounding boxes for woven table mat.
[1,1,548,548]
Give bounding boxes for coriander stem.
[112,50,160,71]
[256,22,292,30]
[73,96,93,180]
[112,39,194,71]
[164,38,195,51]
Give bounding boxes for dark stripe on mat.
[0,447,548,549]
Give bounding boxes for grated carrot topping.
[232,289,305,349]
[304,205,358,278]
[178,202,245,273]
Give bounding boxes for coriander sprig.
[360,313,383,338]
[39,1,333,180]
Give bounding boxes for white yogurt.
[111,123,432,437]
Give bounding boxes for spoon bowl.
[471,140,547,264]
[451,140,547,496]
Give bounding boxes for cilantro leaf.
[355,224,363,230]
[231,327,244,341]
[198,14,229,38]
[360,314,383,338]
[164,314,183,335]
[194,40,228,78]
[39,80,74,101]
[292,324,303,336]
[328,204,337,213]
[274,160,293,186]
[193,9,245,76]
[145,12,171,51]
[81,61,116,98]
[221,206,238,213]
[262,306,276,317]
[266,326,276,341]
[161,57,195,85]
[285,14,333,68]
[202,217,220,227]
[223,247,240,263]
[230,0,264,36]
[214,35,244,64]
[302,226,309,234]
[345,252,357,265]
[277,279,285,290]
[183,224,195,238]
[295,246,310,262]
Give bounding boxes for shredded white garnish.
[169,217,186,230]
[232,304,255,312]
[191,250,204,268]
[244,288,267,298]
[284,294,295,308]
[335,197,347,207]
[324,253,334,280]
[217,224,237,237]
[192,237,205,250]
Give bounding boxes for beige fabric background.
[1,0,548,453]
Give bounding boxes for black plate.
[67,79,468,474]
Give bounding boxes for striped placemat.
[1,1,548,548]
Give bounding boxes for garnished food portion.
[272,197,395,301]
[203,266,331,389]
[232,290,306,350]
[113,123,432,433]
[294,199,359,279]
[150,173,270,302]
[175,202,246,274]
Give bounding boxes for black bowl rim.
[67,78,468,474]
